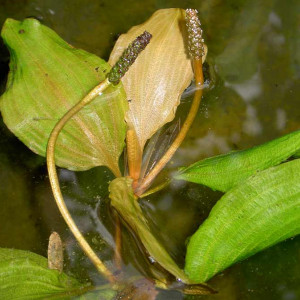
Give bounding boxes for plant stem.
[126,128,142,189]
[113,210,122,271]
[139,179,171,198]
[135,59,204,196]
[47,78,116,283]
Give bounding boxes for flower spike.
[185,9,205,59]
[108,31,152,85]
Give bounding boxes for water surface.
[0,0,299,299]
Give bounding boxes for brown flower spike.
[185,9,205,59]
[108,31,152,85]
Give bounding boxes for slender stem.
[135,59,204,196]
[139,179,171,198]
[47,78,116,283]
[113,210,122,271]
[126,128,142,189]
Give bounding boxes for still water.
[0,0,299,299]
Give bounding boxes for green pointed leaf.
[175,130,300,192]
[185,159,300,283]
[0,248,87,299]
[0,18,128,175]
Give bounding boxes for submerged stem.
[113,211,122,271]
[47,78,116,283]
[136,59,204,196]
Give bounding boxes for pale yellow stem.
[126,128,142,189]
[139,179,171,198]
[136,59,204,196]
[47,78,115,283]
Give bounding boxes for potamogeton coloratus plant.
[0,8,211,293]
[1,6,299,295]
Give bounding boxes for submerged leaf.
[109,8,207,150]
[109,177,213,294]
[140,121,180,180]
[185,159,300,283]
[0,248,85,299]
[0,154,42,250]
[0,18,128,175]
[73,287,116,300]
[215,0,274,82]
[109,177,189,282]
[175,130,300,192]
[115,278,158,300]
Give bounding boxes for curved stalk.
[46,30,152,282]
[136,59,204,196]
[47,78,116,283]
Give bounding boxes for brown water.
[0,0,299,299]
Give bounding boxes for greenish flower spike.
[185,9,205,59]
[108,31,152,85]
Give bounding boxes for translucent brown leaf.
[109,8,207,150]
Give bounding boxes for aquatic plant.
[0,7,299,299]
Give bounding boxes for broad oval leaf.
[109,9,207,150]
[0,18,128,175]
[0,248,85,299]
[185,159,300,283]
[175,129,300,192]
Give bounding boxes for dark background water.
[0,0,299,299]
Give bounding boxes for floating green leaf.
[185,159,300,283]
[0,18,128,175]
[0,248,86,299]
[175,130,300,192]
